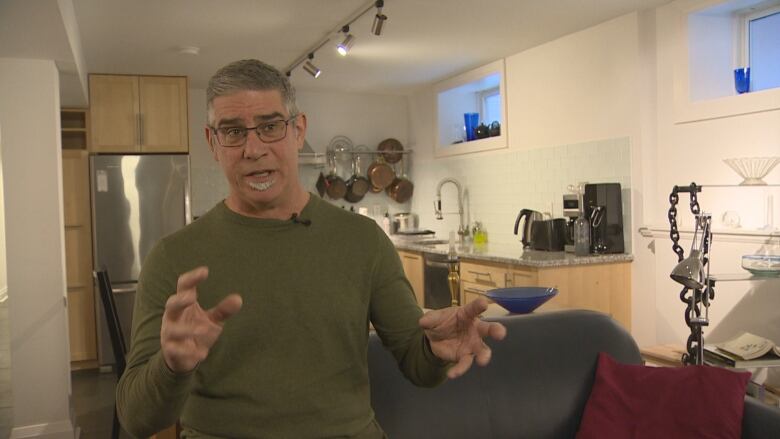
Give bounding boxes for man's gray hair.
[206,59,299,124]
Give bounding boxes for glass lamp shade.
[670,249,704,290]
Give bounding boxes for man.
[116,59,506,438]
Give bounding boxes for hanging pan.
[386,156,414,203]
[344,149,371,203]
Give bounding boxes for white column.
[0,58,75,438]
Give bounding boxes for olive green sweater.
[116,195,448,438]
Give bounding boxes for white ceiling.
[1,0,674,106]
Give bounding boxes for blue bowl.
[485,287,558,314]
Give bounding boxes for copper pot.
[386,157,413,203]
[367,155,395,191]
[324,151,346,200]
[377,138,404,164]
[344,154,370,203]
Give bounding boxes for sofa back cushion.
[368,309,641,438]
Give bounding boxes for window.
[480,87,502,125]
[744,6,780,92]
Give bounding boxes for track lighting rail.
[284,0,387,77]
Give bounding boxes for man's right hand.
[161,266,243,374]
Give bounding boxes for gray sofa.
[368,309,780,438]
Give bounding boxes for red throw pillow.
[576,352,751,439]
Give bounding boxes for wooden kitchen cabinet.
[398,250,424,307]
[535,262,631,329]
[89,74,189,153]
[459,260,508,306]
[62,149,97,363]
[60,108,89,149]
[459,258,631,330]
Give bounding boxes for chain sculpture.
[668,183,715,365]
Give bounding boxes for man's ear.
[294,113,308,151]
[205,126,218,161]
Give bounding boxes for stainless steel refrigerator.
[90,154,191,366]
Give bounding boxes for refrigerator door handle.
[185,178,192,225]
[109,283,138,295]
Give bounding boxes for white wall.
[409,12,645,335]
[0,58,74,438]
[409,3,779,373]
[650,0,780,368]
[189,87,413,219]
[505,13,640,150]
[0,129,6,301]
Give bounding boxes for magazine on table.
[704,332,780,368]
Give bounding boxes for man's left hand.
[419,297,507,379]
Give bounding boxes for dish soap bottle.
[574,215,590,256]
[472,221,487,244]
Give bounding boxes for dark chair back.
[94,268,127,379]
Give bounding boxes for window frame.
[673,0,780,123]
[479,86,501,125]
[738,4,780,87]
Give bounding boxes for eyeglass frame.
[209,114,299,147]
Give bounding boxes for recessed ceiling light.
[176,46,200,56]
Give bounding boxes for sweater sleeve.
[115,240,194,437]
[368,227,449,387]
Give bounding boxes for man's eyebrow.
[216,118,244,128]
[254,112,285,123]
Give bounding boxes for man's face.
[205,89,307,215]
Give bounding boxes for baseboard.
[10,419,76,439]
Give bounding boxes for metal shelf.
[711,273,780,282]
[298,150,414,166]
[298,152,326,166]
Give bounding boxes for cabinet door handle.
[468,270,493,283]
[402,255,420,261]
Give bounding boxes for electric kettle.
[514,209,543,248]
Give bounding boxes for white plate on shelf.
[742,255,780,276]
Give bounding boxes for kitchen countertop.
[392,238,633,268]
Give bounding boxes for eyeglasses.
[211,115,298,147]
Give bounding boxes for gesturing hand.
[161,266,243,374]
[419,296,506,379]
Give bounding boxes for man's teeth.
[248,179,275,191]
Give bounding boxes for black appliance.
[423,253,457,309]
[583,183,624,254]
[530,219,567,251]
[562,193,581,253]
[514,209,543,249]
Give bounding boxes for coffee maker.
[583,183,624,254]
[562,193,581,253]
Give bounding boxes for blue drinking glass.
[734,67,750,94]
[463,112,479,141]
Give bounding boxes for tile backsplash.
[190,137,632,252]
[409,137,632,250]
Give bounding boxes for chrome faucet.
[434,178,469,240]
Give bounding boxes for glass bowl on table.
[485,287,558,314]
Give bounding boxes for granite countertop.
[392,238,633,268]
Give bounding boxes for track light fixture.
[337,26,355,56]
[302,54,321,78]
[283,0,389,78]
[372,0,387,36]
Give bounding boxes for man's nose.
[243,130,269,159]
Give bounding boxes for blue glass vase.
[734,67,750,94]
